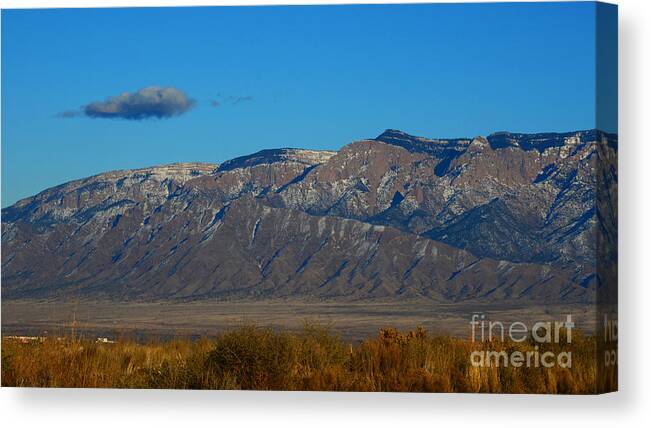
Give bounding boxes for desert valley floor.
[2,300,598,341]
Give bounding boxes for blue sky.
[1,3,613,207]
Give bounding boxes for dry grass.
[1,324,616,393]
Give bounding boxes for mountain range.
[1,129,618,303]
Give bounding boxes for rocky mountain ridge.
[1,129,617,303]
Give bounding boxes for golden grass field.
[1,324,616,393]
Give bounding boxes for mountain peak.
[217,148,336,173]
[374,128,612,154]
[468,136,490,152]
[373,129,471,157]
[376,129,410,139]
[375,129,433,142]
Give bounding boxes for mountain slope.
[1,129,617,303]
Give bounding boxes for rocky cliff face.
[1,129,617,303]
